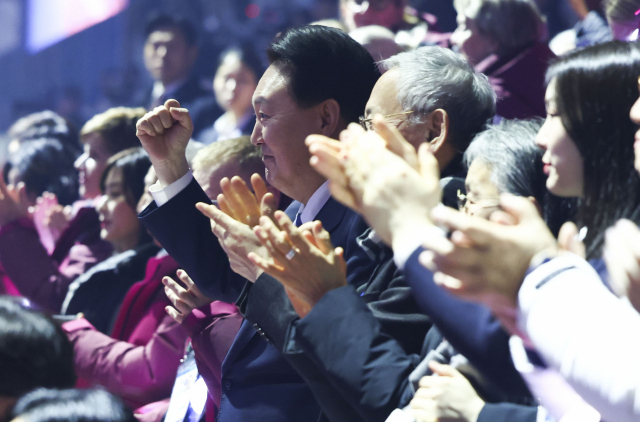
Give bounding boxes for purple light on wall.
[27,0,129,54]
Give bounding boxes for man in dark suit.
[137,13,221,136]
[136,26,380,421]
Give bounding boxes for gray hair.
[464,118,545,201]
[380,46,496,151]
[470,0,545,53]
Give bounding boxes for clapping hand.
[0,176,30,227]
[604,219,640,313]
[247,211,347,317]
[164,269,213,324]
[420,194,557,309]
[307,117,441,246]
[409,362,485,422]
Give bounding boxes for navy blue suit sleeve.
[138,178,245,302]
[293,285,421,422]
[477,403,538,422]
[404,246,531,398]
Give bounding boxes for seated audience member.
[349,25,403,68]
[549,0,611,55]
[0,296,76,422]
[4,139,79,207]
[62,148,157,333]
[0,109,145,311]
[151,137,273,421]
[451,0,554,119]
[10,389,135,422]
[605,0,640,40]
[363,45,495,179]
[316,40,640,422]
[60,138,255,419]
[137,13,219,136]
[196,45,263,145]
[136,25,380,422]
[339,0,444,48]
[5,110,81,159]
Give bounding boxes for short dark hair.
[0,296,76,398]
[8,110,81,157]
[6,138,79,206]
[80,107,145,156]
[266,25,380,124]
[546,40,640,259]
[12,389,135,422]
[144,12,198,46]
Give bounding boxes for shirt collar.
[297,181,332,224]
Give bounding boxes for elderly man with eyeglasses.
[362,45,495,180]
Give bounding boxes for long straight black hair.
[546,40,640,259]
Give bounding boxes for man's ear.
[426,108,450,152]
[317,99,342,138]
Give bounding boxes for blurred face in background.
[98,167,140,253]
[340,0,406,32]
[214,53,258,117]
[75,132,111,200]
[451,0,498,65]
[144,27,197,86]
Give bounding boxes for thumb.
[417,142,441,182]
[558,221,586,258]
[498,193,540,224]
[261,192,278,221]
[372,115,419,170]
[428,361,459,377]
[168,105,193,132]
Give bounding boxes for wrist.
[153,157,190,188]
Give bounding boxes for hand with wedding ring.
[247,210,347,315]
[195,173,279,283]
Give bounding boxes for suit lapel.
[222,319,255,371]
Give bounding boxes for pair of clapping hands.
[162,174,348,321]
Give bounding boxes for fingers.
[417,143,441,182]
[498,193,541,223]
[221,176,260,225]
[162,276,193,315]
[427,361,459,378]
[275,212,315,255]
[217,194,237,220]
[309,221,334,255]
[165,99,194,132]
[308,140,349,188]
[430,205,492,247]
[261,192,279,220]
[251,174,269,204]
[259,213,297,256]
[327,181,357,210]
[372,115,419,170]
[165,306,185,324]
[248,251,284,275]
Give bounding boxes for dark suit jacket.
[240,228,431,422]
[139,179,370,421]
[282,244,535,422]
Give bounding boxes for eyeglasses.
[456,189,501,213]
[358,111,414,131]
